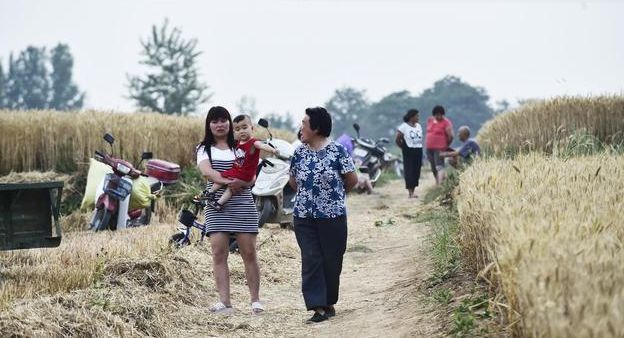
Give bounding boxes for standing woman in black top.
[395,109,423,198]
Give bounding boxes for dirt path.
[176,176,443,337]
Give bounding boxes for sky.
[1,0,623,119]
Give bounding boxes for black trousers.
[294,216,347,310]
[401,146,423,189]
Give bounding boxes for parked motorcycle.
[351,123,403,185]
[88,133,180,231]
[251,119,296,229]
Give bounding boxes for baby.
[206,114,279,211]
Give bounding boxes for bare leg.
[236,233,260,303]
[408,188,414,198]
[210,232,231,305]
[217,187,233,206]
[210,182,223,194]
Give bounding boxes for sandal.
[251,301,265,315]
[324,305,336,317]
[209,302,234,314]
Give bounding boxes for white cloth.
[397,122,423,148]
[196,145,235,165]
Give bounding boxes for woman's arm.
[343,171,358,192]
[446,125,454,145]
[288,176,297,191]
[198,159,232,185]
[228,177,254,194]
[395,130,404,148]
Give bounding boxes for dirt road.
[175,176,443,337]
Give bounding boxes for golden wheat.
[456,154,624,337]
[477,96,624,156]
[0,110,296,175]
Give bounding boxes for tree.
[11,47,50,109]
[324,87,370,137]
[0,44,84,110]
[261,112,296,131]
[0,63,6,108]
[367,90,418,140]
[128,19,210,115]
[49,44,85,110]
[236,95,258,121]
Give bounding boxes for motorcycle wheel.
[90,208,111,232]
[256,197,274,228]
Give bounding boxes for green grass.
[415,208,460,284]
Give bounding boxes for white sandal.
[210,301,234,314]
[251,301,265,315]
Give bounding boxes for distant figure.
[353,158,374,194]
[395,109,423,198]
[441,126,481,167]
[425,105,453,185]
[335,133,354,156]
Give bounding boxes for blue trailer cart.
[0,181,63,250]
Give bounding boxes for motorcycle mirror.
[353,123,360,133]
[141,151,153,160]
[103,133,115,145]
[258,118,269,129]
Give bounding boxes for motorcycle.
[251,118,296,229]
[88,133,180,231]
[351,123,403,185]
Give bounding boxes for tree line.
[1,19,504,139]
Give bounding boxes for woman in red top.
[425,105,454,185]
[206,114,279,211]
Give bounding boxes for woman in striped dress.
[196,106,263,314]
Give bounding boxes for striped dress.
[196,145,259,234]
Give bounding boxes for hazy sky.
[1,0,623,118]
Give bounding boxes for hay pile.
[0,222,301,337]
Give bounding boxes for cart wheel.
[90,208,111,232]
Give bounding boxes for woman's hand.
[343,171,359,192]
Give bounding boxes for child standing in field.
[206,114,279,211]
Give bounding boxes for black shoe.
[206,199,223,211]
[325,306,336,317]
[306,311,329,324]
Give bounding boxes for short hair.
[305,107,332,137]
[233,114,251,123]
[403,109,419,123]
[458,125,471,136]
[432,105,445,116]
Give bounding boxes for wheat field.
[477,96,624,157]
[456,154,624,337]
[0,110,296,175]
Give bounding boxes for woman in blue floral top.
[289,107,358,323]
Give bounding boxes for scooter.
[251,119,296,229]
[88,133,179,231]
[351,123,403,185]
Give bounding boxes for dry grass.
[477,96,624,156]
[0,220,301,337]
[0,110,296,175]
[456,153,624,337]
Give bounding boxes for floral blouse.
[289,142,355,219]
